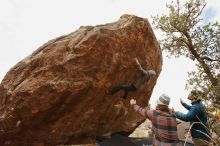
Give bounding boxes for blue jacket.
[174,100,211,141]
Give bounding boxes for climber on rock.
[106,58,156,99]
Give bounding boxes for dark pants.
[108,84,137,99]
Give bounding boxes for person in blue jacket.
[174,90,212,146]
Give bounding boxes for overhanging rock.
[0,14,162,145]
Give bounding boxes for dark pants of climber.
[107,84,137,99]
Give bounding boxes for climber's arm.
[134,58,156,76]
[134,58,147,74]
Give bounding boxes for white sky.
[0,0,219,112]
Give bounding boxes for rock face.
[0,14,162,145]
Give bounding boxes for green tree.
[152,0,220,105]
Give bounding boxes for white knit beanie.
[157,94,170,106]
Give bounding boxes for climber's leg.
[106,84,127,95]
[121,84,137,99]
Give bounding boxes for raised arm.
[134,58,156,77]
[174,106,197,122]
[130,99,152,119]
[134,58,148,74]
[180,99,191,110]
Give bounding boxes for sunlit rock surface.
[0,14,162,145]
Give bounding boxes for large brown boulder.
[0,14,162,146]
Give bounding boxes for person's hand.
[130,99,136,105]
[180,98,183,104]
[134,58,140,65]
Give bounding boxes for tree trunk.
[185,32,218,86]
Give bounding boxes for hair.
[189,90,204,100]
[156,104,169,113]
